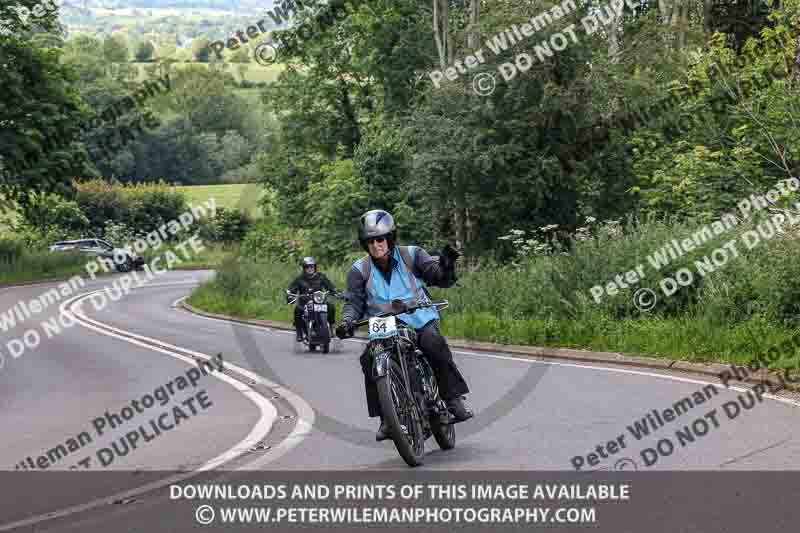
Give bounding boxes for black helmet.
[301,257,316,270]
[359,209,396,251]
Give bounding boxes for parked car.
[50,239,144,272]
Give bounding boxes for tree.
[0,33,96,209]
[134,41,155,62]
[432,0,453,69]
[103,35,129,63]
[306,160,370,261]
[219,130,252,171]
[117,119,223,184]
[162,66,250,136]
[706,0,777,52]
[192,38,212,62]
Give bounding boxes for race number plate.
[368,316,397,340]
[313,304,327,312]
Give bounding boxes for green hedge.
[74,179,188,237]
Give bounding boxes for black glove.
[441,244,461,265]
[336,319,355,339]
[438,244,460,286]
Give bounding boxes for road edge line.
[177,299,800,394]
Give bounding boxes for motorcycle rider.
[287,257,338,342]
[336,209,474,442]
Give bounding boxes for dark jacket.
[341,245,453,324]
[288,272,337,299]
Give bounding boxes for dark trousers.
[294,303,336,335]
[359,320,470,418]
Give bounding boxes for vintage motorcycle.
[351,299,456,467]
[286,289,341,354]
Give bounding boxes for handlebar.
[352,300,449,329]
[286,289,344,304]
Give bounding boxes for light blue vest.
[354,246,439,330]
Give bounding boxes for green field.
[130,62,285,84]
[175,183,266,218]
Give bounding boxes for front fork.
[304,307,328,339]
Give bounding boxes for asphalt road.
[1,270,800,531]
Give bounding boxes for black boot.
[295,328,304,342]
[446,396,474,422]
[376,418,390,441]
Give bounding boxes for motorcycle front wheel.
[376,359,425,467]
[307,321,317,351]
[318,321,330,353]
[430,412,455,450]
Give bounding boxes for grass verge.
[184,256,800,373]
[0,251,88,286]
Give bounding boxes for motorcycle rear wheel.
[376,359,425,467]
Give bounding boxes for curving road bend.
[1,270,800,530]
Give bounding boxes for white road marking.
[176,297,800,410]
[64,289,315,468]
[0,283,315,531]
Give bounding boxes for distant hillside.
[64,1,271,9]
[59,0,299,44]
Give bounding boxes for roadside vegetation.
[186,0,800,372]
[4,1,800,372]
[187,211,800,371]
[0,239,87,286]
[0,180,250,285]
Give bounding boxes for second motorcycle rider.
[287,257,338,342]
